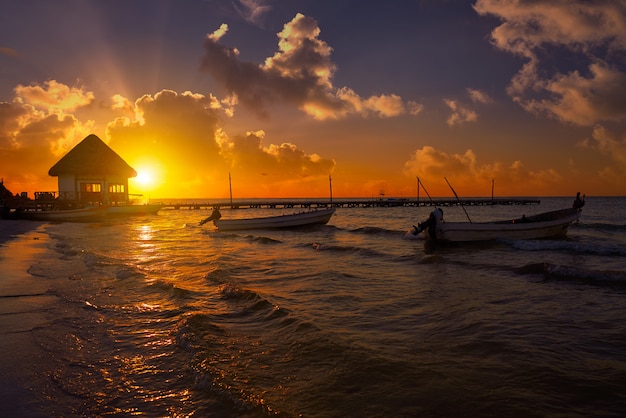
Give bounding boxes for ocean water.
[2,196,626,417]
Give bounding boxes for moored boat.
[107,203,162,215]
[5,206,109,222]
[202,207,336,231]
[412,208,580,242]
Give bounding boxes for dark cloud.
[201,14,419,120]
[475,0,626,126]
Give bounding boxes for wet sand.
[0,220,51,417]
[0,220,45,246]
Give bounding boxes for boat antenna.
[444,177,472,223]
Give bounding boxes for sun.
[130,163,162,193]
[135,170,154,186]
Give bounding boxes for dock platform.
[157,198,541,210]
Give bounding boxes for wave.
[311,241,390,259]
[350,226,404,236]
[516,262,626,284]
[218,282,258,301]
[146,279,197,300]
[510,238,626,256]
[243,234,282,244]
[578,222,626,232]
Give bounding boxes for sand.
[0,219,51,417]
[0,219,46,246]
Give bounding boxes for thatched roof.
[48,134,137,178]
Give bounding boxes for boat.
[412,208,580,242]
[107,203,162,215]
[5,206,109,222]
[203,207,336,231]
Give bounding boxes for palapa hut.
[48,134,137,206]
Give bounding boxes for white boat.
[413,208,580,242]
[206,208,336,231]
[8,206,109,222]
[107,203,162,215]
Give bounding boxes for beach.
[0,220,45,245]
[0,220,50,417]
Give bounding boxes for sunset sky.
[2,0,626,199]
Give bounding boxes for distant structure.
[48,134,137,206]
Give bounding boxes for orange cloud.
[201,14,421,120]
[579,125,626,166]
[106,89,335,197]
[444,99,477,126]
[474,0,626,126]
[0,46,19,57]
[0,82,96,194]
[1,80,337,198]
[224,130,335,177]
[524,63,626,126]
[443,88,491,126]
[14,80,95,113]
[404,145,563,196]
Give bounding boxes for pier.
[157,198,541,210]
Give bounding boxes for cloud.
[443,88,491,126]
[444,99,478,126]
[0,82,95,193]
[0,46,19,57]
[14,80,95,113]
[522,62,626,126]
[474,0,626,126]
[580,124,626,165]
[234,0,272,25]
[467,88,492,104]
[404,145,562,195]
[201,14,421,120]
[106,89,336,196]
[223,130,335,178]
[1,80,337,197]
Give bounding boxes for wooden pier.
[157,198,541,211]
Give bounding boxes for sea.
[1,196,625,417]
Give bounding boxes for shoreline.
[0,219,46,247]
[0,220,51,417]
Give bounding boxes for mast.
[229,172,233,206]
[329,175,333,204]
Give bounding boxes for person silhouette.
[572,192,585,209]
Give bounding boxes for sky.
[1,0,626,199]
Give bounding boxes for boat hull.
[107,204,162,215]
[8,206,109,222]
[425,208,580,242]
[214,208,335,231]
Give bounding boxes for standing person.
[573,192,585,209]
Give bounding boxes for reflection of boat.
[413,208,580,242]
[107,203,162,215]
[8,206,109,222]
[209,208,336,231]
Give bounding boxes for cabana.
[48,134,137,206]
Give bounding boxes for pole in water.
[229,172,232,204]
[329,175,333,204]
[444,177,472,223]
[416,176,420,204]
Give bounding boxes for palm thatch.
[48,134,137,178]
